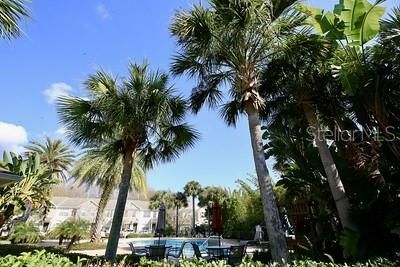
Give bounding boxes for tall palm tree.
[170,0,303,261]
[57,62,199,262]
[0,0,29,39]
[173,191,188,237]
[72,147,147,243]
[25,137,75,182]
[261,34,358,231]
[184,180,202,237]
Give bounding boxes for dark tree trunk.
[175,206,179,237]
[192,195,196,237]
[207,206,211,236]
[105,149,134,262]
[247,108,289,263]
[67,235,79,251]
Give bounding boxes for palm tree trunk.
[91,181,113,243]
[175,206,179,237]
[247,108,289,263]
[105,149,134,262]
[207,206,211,236]
[192,195,196,237]
[302,102,357,231]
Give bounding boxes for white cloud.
[96,3,110,19]
[0,121,28,154]
[43,82,73,104]
[55,127,66,136]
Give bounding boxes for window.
[105,210,113,217]
[58,210,70,217]
[143,211,151,218]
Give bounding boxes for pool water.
[126,238,207,257]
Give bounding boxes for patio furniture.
[167,242,188,261]
[206,245,231,260]
[191,242,212,261]
[129,243,147,256]
[207,237,220,246]
[153,239,166,246]
[227,245,246,266]
[146,245,170,260]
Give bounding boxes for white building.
[43,197,157,234]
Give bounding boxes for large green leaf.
[298,5,346,40]
[334,0,386,45]
[300,0,385,45]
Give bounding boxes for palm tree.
[0,0,29,39]
[261,34,358,231]
[149,191,174,210]
[170,0,303,261]
[71,147,147,243]
[183,180,202,237]
[198,186,228,236]
[57,62,199,262]
[25,136,75,182]
[173,192,188,237]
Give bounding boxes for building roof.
[0,167,24,187]
[51,196,150,210]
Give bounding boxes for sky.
[0,0,397,192]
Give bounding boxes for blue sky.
[0,0,397,191]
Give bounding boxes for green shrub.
[126,233,153,238]
[8,223,41,244]
[165,225,175,237]
[0,245,397,267]
[0,250,86,267]
[135,258,399,267]
[48,218,90,250]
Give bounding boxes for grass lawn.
[71,241,107,250]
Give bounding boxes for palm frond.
[0,0,29,39]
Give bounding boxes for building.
[43,197,157,234]
[0,167,23,187]
[170,204,207,235]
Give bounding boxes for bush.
[48,218,90,250]
[165,225,175,237]
[136,258,400,267]
[0,245,397,267]
[0,250,86,267]
[8,223,41,244]
[126,233,153,238]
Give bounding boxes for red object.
[211,204,223,235]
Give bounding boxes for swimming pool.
[125,238,208,257]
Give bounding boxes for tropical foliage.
[57,62,198,262]
[183,180,202,236]
[72,146,147,242]
[0,151,58,227]
[49,218,90,251]
[170,0,308,261]
[259,0,400,261]
[25,136,75,182]
[8,222,41,244]
[0,0,29,39]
